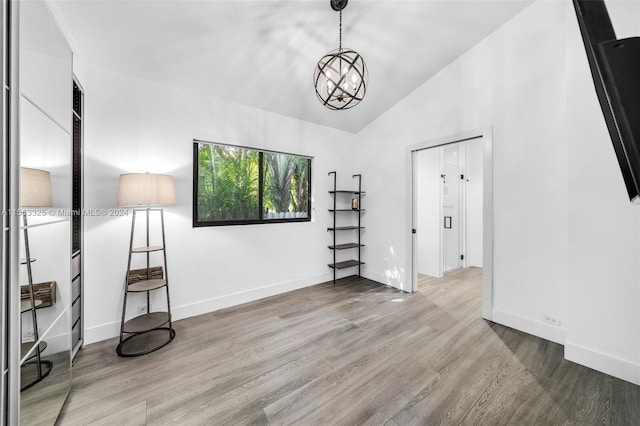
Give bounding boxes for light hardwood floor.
[58,268,640,425]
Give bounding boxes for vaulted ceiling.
[53,0,533,133]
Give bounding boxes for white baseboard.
[84,272,332,345]
[361,269,387,285]
[492,308,567,345]
[171,272,332,321]
[489,310,639,386]
[362,269,410,292]
[84,320,121,345]
[565,341,640,386]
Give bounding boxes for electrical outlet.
[22,330,34,341]
[137,306,148,315]
[543,316,561,327]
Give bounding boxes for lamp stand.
[20,215,53,391]
[116,207,175,357]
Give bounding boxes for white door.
[442,144,462,273]
[415,148,443,278]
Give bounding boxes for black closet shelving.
[71,78,83,359]
[327,172,365,284]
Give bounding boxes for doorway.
[407,128,493,320]
[442,143,464,274]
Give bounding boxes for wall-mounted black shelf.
[327,226,365,231]
[329,190,366,195]
[327,172,364,285]
[329,260,365,270]
[328,243,365,250]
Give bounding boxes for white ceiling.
[53,0,533,133]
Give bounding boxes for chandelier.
[314,0,368,110]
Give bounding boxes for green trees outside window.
[194,141,311,226]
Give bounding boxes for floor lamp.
[19,167,53,390]
[116,173,176,357]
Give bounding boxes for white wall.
[416,147,441,277]
[358,0,569,340]
[355,0,639,385]
[20,0,73,356]
[564,0,640,385]
[74,63,356,344]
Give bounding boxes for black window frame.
[193,140,312,227]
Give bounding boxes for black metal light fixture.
[314,0,368,110]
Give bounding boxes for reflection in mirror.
[20,97,72,224]
[20,343,70,425]
[20,0,72,134]
[18,0,73,422]
[19,167,53,389]
[18,215,71,424]
[19,221,71,360]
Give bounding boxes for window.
[193,141,312,226]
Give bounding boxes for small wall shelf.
[327,226,365,231]
[328,243,365,250]
[329,260,365,270]
[327,172,365,284]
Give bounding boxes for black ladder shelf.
[328,172,365,284]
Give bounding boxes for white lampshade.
[20,167,52,207]
[117,173,176,206]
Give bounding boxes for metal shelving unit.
[71,77,84,360]
[327,172,365,284]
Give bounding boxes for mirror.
[18,0,72,423]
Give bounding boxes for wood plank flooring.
[57,268,640,425]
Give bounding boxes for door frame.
[406,126,494,320]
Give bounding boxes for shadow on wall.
[84,157,129,210]
[84,157,189,210]
[384,246,405,289]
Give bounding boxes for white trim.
[406,126,494,320]
[565,341,640,386]
[85,272,333,344]
[84,321,119,346]
[362,269,392,288]
[21,93,71,136]
[492,308,567,345]
[482,127,494,321]
[44,1,80,56]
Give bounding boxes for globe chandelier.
[314,0,368,110]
